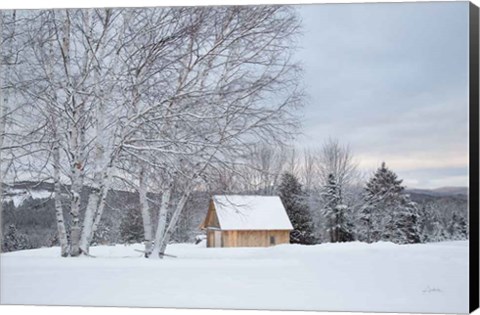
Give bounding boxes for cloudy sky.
[295,1,469,189]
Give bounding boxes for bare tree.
[301,148,318,192]
[3,6,302,258]
[317,138,359,198]
[234,144,291,194]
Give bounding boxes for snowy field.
[0,241,469,313]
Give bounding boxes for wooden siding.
[207,230,290,248]
[206,229,222,247]
[207,230,214,247]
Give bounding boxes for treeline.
[2,140,468,252]
[199,139,468,245]
[277,163,467,246]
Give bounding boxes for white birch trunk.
[62,12,83,257]
[139,167,153,256]
[79,188,99,254]
[157,189,192,257]
[79,9,120,254]
[80,168,112,254]
[88,167,113,244]
[69,141,83,256]
[154,147,221,258]
[150,187,171,259]
[79,36,106,254]
[43,14,70,257]
[53,137,69,257]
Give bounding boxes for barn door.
[214,230,222,247]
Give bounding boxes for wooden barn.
[200,195,293,248]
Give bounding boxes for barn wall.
[222,230,238,247]
[270,230,290,244]
[207,230,290,247]
[221,230,290,247]
[207,229,225,247]
[207,230,214,247]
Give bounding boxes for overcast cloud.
[295,1,469,189]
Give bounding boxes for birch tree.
[3,6,303,258]
[113,6,302,258]
[78,8,193,255]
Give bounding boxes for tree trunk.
[139,167,153,257]
[63,12,83,257]
[157,189,192,258]
[79,188,99,254]
[150,187,171,259]
[69,121,84,256]
[78,51,106,254]
[90,168,112,237]
[78,167,112,254]
[53,133,69,257]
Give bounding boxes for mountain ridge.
[406,186,468,197]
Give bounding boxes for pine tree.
[419,202,451,243]
[119,207,144,244]
[417,204,433,243]
[92,222,112,246]
[448,213,468,240]
[458,215,468,239]
[360,162,420,244]
[278,172,316,244]
[322,174,354,242]
[391,199,421,244]
[2,224,29,252]
[432,220,449,242]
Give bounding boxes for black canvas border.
[470,1,479,313]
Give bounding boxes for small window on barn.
[270,236,276,245]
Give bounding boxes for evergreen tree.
[278,172,316,244]
[432,220,449,242]
[418,202,452,243]
[417,204,433,243]
[322,174,354,242]
[360,162,421,244]
[390,199,421,244]
[92,222,112,245]
[2,224,29,252]
[119,207,144,244]
[459,215,468,239]
[448,213,468,240]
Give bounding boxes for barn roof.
[211,195,293,231]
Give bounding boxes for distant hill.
[407,186,468,198]
[432,187,468,195]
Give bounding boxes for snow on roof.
[212,195,293,231]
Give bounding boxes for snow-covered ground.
[0,241,469,313]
